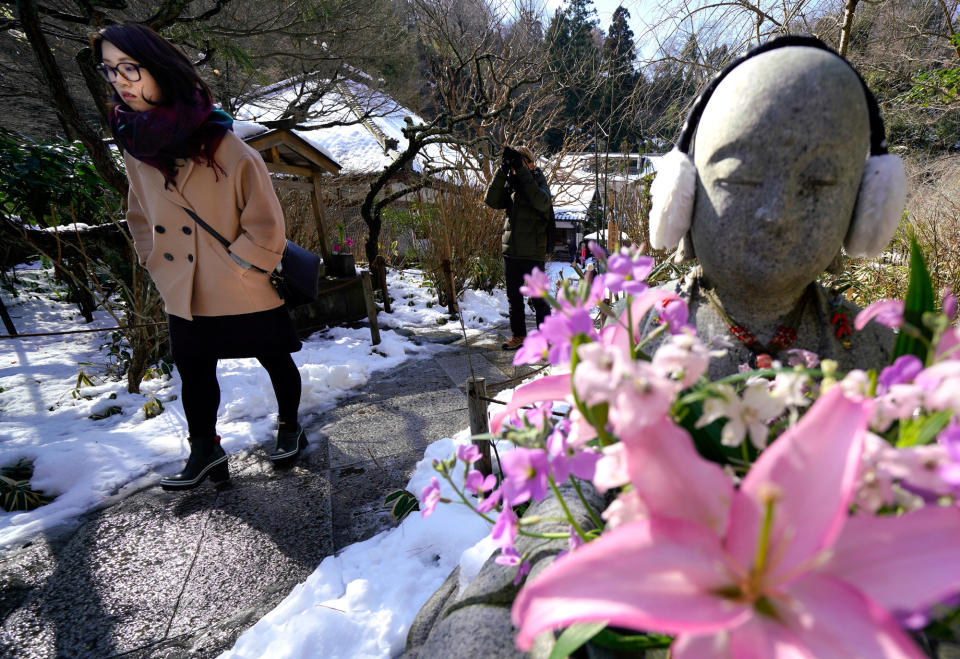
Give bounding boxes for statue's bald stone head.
[690,47,870,299]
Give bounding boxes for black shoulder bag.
[181,206,321,308]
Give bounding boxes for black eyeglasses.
[97,62,144,83]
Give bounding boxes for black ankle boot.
[161,435,229,491]
[269,424,307,462]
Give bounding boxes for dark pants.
[177,352,302,439]
[504,256,550,337]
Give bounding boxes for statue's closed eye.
[715,177,762,189]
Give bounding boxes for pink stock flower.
[491,505,518,550]
[944,287,958,320]
[587,240,606,261]
[496,546,532,585]
[476,486,502,513]
[520,268,550,298]
[658,297,691,334]
[514,330,549,365]
[877,355,923,395]
[786,348,820,368]
[465,469,497,495]
[547,428,601,483]
[419,477,442,518]
[592,442,630,493]
[457,444,482,464]
[512,387,960,657]
[501,448,551,506]
[855,299,905,331]
[573,341,625,407]
[607,362,676,434]
[538,309,598,365]
[604,252,653,296]
[939,422,960,491]
[651,331,710,389]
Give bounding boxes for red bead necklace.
[702,283,814,367]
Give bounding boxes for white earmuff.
[844,153,907,259]
[648,148,697,251]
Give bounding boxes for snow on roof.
[233,75,437,176]
[550,183,594,220]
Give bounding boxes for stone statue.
[644,36,907,378]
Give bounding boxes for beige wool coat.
[125,131,286,320]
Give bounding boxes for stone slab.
[165,453,335,639]
[0,490,210,658]
[324,406,468,469]
[329,449,423,551]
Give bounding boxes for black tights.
[177,352,301,438]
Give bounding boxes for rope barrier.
[0,274,366,341]
[0,321,168,340]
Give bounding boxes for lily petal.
[490,374,570,435]
[820,506,960,614]
[675,620,810,659]
[777,574,925,658]
[511,516,750,651]
[725,387,872,581]
[621,418,734,535]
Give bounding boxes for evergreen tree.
[601,6,640,149]
[542,0,602,150]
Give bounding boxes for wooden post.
[360,271,381,345]
[607,218,619,253]
[311,175,331,261]
[466,376,492,476]
[372,255,391,313]
[441,258,457,317]
[0,296,17,336]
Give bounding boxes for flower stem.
[570,476,604,530]
[550,477,589,541]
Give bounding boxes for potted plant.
[326,224,356,278]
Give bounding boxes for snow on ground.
[1,259,570,658]
[377,267,508,333]
[221,430,504,659]
[0,264,507,550]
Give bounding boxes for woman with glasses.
[94,23,308,491]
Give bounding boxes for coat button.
[164,253,174,261]
[187,254,194,262]
[155,225,165,233]
[182,226,192,235]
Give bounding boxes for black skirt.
[168,305,302,361]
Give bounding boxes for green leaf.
[548,621,608,659]
[590,628,674,651]
[892,233,935,364]
[382,489,419,521]
[897,411,952,447]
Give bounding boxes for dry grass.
[836,154,960,307]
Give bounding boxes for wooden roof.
[244,128,341,177]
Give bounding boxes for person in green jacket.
[484,145,552,350]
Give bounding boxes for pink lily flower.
[512,387,960,656]
[490,374,570,435]
[854,299,905,331]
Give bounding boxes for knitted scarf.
[109,91,233,188]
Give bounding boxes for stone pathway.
[0,325,534,658]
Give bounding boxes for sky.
[540,0,669,61]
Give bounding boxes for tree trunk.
[15,0,127,194]
[838,0,860,57]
